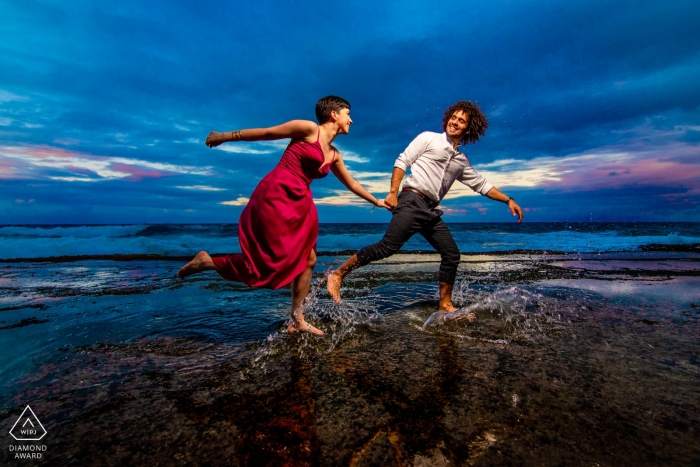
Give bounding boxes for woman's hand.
[205,132,226,148]
[376,198,392,211]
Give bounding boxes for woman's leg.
[288,249,324,335]
[177,251,217,279]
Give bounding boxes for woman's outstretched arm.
[205,120,317,148]
[330,152,389,209]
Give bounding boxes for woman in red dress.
[177,96,386,335]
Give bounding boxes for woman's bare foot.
[287,319,324,335]
[326,271,343,303]
[177,251,215,279]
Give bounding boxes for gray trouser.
[356,191,461,284]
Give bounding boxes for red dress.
[212,130,332,290]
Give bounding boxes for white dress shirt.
[394,131,493,203]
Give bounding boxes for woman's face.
[333,108,353,134]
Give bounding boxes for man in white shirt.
[327,100,524,312]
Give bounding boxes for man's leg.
[327,194,424,302]
[420,219,461,312]
[326,254,361,302]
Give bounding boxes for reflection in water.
[333,334,469,465]
[173,356,320,466]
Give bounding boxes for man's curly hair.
[441,100,488,145]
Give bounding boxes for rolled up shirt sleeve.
[458,164,493,195]
[394,132,430,171]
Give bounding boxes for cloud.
[215,140,289,155]
[439,203,488,215]
[0,145,215,181]
[337,169,392,193]
[333,144,369,163]
[538,146,700,192]
[220,197,249,206]
[443,139,700,201]
[49,176,100,182]
[176,185,225,191]
[440,208,467,215]
[314,191,371,206]
[0,89,26,103]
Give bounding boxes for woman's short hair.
[315,96,351,124]
[442,100,489,145]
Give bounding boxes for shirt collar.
[441,132,462,153]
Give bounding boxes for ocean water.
[0,223,699,465]
[0,222,698,259]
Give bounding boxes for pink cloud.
[0,144,213,182]
[538,144,700,192]
[441,203,489,215]
[3,145,78,160]
[441,208,467,215]
[110,163,172,181]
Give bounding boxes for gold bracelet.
[230,130,242,141]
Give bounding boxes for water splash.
[423,286,543,329]
[245,269,383,374]
[422,282,566,343]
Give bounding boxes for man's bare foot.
[287,320,324,335]
[453,310,477,322]
[177,251,213,279]
[440,305,476,322]
[326,271,343,303]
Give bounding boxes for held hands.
[508,200,524,223]
[384,192,399,210]
[205,132,226,148]
[375,198,392,211]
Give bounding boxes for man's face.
[446,110,469,139]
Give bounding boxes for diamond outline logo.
[9,406,47,441]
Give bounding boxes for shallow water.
[1,251,699,465]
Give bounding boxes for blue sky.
[1,0,699,224]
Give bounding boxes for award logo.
[8,406,48,460]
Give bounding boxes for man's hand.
[384,192,399,209]
[509,200,524,223]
